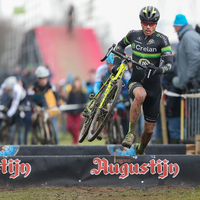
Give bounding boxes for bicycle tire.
[47,119,57,144]
[115,118,124,144]
[32,118,45,144]
[87,79,123,142]
[79,84,107,143]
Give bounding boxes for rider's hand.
[111,65,119,75]
[147,63,163,76]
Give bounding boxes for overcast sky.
[1,0,200,44]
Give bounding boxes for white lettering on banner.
[0,158,31,179]
[90,158,180,179]
[136,44,157,52]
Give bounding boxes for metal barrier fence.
[164,90,200,144]
[182,90,200,144]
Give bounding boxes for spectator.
[195,24,200,34]
[67,4,75,34]
[172,14,200,92]
[17,101,32,145]
[67,77,87,144]
[12,66,22,82]
[84,69,95,101]
[162,52,182,143]
[60,73,74,102]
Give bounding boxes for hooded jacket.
[175,24,200,89]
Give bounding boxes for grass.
[7,130,107,146]
[0,186,200,200]
[58,131,106,145]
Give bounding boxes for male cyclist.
[112,6,174,154]
[28,66,59,144]
[0,76,27,125]
[93,53,131,138]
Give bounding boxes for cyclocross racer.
[28,66,59,144]
[111,6,174,154]
[0,76,27,125]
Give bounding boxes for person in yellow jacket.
[28,66,59,144]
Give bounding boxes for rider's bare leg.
[122,87,146,148]
[136,121,156,154]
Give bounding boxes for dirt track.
[0,185,199,200]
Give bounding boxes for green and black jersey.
[114,30,174,84]
[114,30,174,122]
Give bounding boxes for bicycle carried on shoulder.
[79,44,149,143]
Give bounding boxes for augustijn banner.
[0,155,199,189]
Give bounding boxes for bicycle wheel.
[79,84,107,143]
[87,79,123,142]
[32,118,46,144]
[47,119,56,144]
[115,118,124,144]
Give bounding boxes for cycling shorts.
[128,80,162,123]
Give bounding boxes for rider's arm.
[7,85,23,117]
[113,30,133,68]
[159,35,174,74]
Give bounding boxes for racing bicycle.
[106,98,131,144]
[105,106,124,144]
[31,106,58,145]
[79,44,149,143]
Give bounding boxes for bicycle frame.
[99,62,127,108]
[85,76,111,113]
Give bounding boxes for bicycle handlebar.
[101,44,149,71]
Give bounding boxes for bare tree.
[0,19,15,69]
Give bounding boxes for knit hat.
[174,14,188,26]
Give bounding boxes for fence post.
[160,96,168,144]
[180,97,184,141]
[195,134,200,154]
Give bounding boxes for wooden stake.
[160,96,168,144]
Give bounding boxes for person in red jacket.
[66,77,87,144]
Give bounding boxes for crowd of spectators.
[0,12,199,146]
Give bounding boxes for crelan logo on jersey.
[147,39,155,45]
[135,44,157,52]
[156,34,161,37]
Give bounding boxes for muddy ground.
[0,185,199,200]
